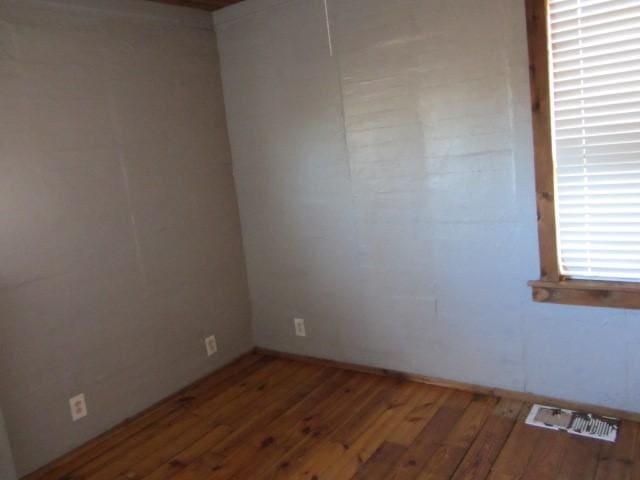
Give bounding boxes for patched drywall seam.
[322,0,333,57]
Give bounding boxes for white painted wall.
[215,0,639,413]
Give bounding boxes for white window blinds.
[549,0,640,281]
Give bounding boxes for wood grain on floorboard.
[23,352,639,480]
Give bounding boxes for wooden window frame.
[525,0,640,309]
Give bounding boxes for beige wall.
[0,0,252,475]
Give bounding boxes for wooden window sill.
[528,279,640,309]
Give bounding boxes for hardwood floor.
[25,353,640,480]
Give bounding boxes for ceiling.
[148,0,243,11]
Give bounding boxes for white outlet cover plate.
[294,318,306,337]
[205,335,218,356]
[69,393,87,421]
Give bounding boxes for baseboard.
[254,346,640,424]
[21,348,257,480]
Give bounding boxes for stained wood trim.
[254,347,640,424]
[525,0,640,308]
[529,279,640,309]
[146,0,240,11]
[525,0,560,283]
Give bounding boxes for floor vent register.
[526,404,619,442]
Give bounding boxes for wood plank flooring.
[25,353,640,480]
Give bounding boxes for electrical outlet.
[294,318,306,337]
[205,334,218,356]
[69,393,87,421]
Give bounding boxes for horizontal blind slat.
[567,273,640,280]
[562,244,640,252]
[555,92,640,110]
[556,141,640,155]
[557,167,640,177]
[555,104,640,121]
[556,153,640,164]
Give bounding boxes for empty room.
[1,0,640,478]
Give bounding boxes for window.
[526,0,640,308]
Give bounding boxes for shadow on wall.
[0,287,17,479]
[0,406,17,480]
